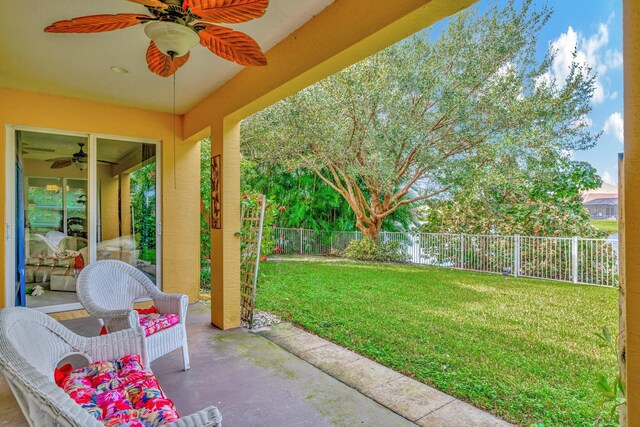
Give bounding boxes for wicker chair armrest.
[97,309,139,333]
[83,327,149,368]
[154,293,188,322]
[91,307,136,319]
[165,406,222,427]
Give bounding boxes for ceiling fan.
[44,0,269,77]
[46,143,118,170]
[21,144,56,156]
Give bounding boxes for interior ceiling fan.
[21,143,56,156]
[46,143,118,170]
[45,0,269,77]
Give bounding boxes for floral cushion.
[139,313,180,337]
[57,354,179,427]
[98,307,180,337]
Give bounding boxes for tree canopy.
[241,0,600,242]
[419,159,606,237]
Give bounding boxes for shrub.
[343,238,408,263]
[378,241,409,263]
[200,259,211,293]
[240,193,286,256]
[325,248,342,257]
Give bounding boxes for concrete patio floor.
[0,303,413,426]
[1,303,511,426]
[259,323,512,427]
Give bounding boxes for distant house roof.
[584,197,618,206]
[582,182,618,202]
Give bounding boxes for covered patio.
[0,303,509,426]
[1,0,640,425]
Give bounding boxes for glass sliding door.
[11,127,161,312]
[65,179,88,239]
[96,138,159,284]
[19,130,89,309]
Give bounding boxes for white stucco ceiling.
[0,0,334,114]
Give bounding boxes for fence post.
[572,236,579,284]
[300,229,304,255]
[514,235,520,277]
[460,234,465,269]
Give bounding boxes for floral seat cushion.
[139,312,180,337]
[99,307,180,337]
[56,354,179,427]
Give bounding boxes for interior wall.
[0,87,201,308]
[22,158,87,179]
[120,173,132,239]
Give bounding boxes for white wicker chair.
[0,307,221,427]
[77,260,190,370]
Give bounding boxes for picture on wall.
[211,155,221,229]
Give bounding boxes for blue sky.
[434,0,624,185]
[535,0,624,185]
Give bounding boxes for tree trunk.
[358,220,382,244]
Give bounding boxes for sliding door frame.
[4,125,162,313]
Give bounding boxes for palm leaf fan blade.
[50,159,73,169]
[45,14,149,33]
[199,25,267,66]
[184,0,268,24]
[128,0,169,9]
[146,42,190,77]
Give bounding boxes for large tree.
[241,0,599,243]
[240,159,414,232]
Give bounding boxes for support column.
[210,118,242,329]
[623,0,640,424]
[619,153,627,425]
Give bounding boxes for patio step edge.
[257,322,514,427]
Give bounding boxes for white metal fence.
[272,228,619,287]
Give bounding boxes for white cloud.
[610,91,618,100]
[604,112,624,143]
[546,23,617,104]
[605,49,623,69]
[602,171,614,184]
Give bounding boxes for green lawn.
[591,220,619,235]
[139,249,156,263]
[256,260,619,427]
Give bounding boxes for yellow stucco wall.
[120,173,132,239]
[0,87,200,308]
[100,171,120,241]
[624,0,638,423]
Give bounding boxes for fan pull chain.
[173,72,177,190]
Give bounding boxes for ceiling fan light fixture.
[144,21,199,58]
[75,159,88,171]
[110,66,130,74]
